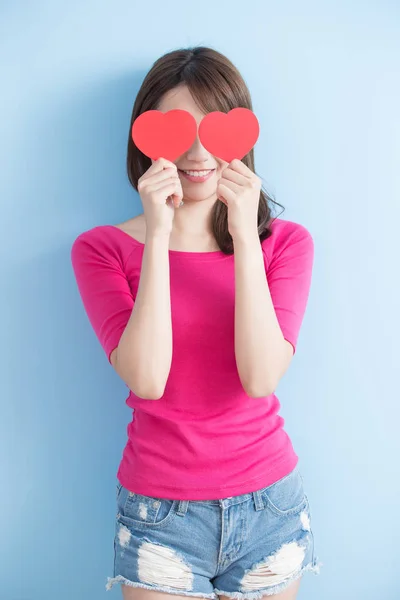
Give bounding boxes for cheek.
[216,160,228,178]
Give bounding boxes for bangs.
[182,59,253,115]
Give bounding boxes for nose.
[185,134,210,163]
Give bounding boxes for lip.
[178,168,215,183]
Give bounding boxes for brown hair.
[127,46,284,255]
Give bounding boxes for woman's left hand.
[217,159,262,240]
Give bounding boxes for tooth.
[185,170,210,176]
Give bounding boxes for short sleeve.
[265,225,314,354]
[70,232,135,363]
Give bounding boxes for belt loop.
[252,489,265,511]
[176,500,189,517]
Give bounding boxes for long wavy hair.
[127,46,284,255]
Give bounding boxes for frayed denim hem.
[106,575,218,598]
[213,558,321,600]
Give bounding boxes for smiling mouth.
[178,169,215,177]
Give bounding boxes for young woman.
[71,46,319,600]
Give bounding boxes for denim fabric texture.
[106,465,320,598]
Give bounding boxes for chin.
[182,179,218,194]
[182,188,218,203]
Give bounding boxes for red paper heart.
[131,109,197,162]
[198,108,259,162]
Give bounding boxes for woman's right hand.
[137,158,183,236]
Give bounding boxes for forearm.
[233,234,286,397]
[116,234,172,399]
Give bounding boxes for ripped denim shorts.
[106,465,320,599]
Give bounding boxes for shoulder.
[266,217,314,245]
[71,222,141,268]
[261,217,314,265]
[71,225,119,259]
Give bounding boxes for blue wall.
[1,2,399,599]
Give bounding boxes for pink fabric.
[71,218,314,500]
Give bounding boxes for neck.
[172,195,218,238]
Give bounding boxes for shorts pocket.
[116,484,177,531]
[261,467,308,516]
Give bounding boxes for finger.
[156,157,178,170]
[218,183,237,204]
[140,158,177,181]
[170,182,184,207]
[147,177,181,194]
[228,158,254,179]
[218,178,241,194]
[140,168,179,188]
[220,168,249,186]
[154,181,182,202]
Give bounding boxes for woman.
[71,46,319,600]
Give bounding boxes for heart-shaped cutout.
[198,108,259,162]
[131,109,197,162]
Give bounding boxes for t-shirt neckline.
[106,225,229,259]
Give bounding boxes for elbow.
[130,371,167,400]
[130,383,165,400]
[247,388,275,399]
[112,354,165,400]
[244,380,277,398]
[122,370,166,400]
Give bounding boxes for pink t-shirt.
[71,218,314,500]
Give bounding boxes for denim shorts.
[106,465,320,599]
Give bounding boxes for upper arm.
[110,347,119,369]
[70,233,135,366]
[279,339,295,380]
[266,225,315,356]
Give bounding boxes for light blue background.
[1,1,399,599]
